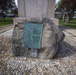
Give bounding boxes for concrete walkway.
[0,24,13,34]
[0,29,13,37]
[59,26,76,37]
[65,29,76,36]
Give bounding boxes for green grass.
[59,19,76,29]
[0,18,13,27]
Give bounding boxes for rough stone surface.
[12,17,65,59]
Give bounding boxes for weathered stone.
[12,17,65,59]
[18,0,55,18]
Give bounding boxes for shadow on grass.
[54,41,76,59]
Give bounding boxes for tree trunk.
[67,13,71,23]
[62,8,66,21]
[3,17,5,21]
[71,10,74,20]
[2,10,6,21]
[62,11,66,21]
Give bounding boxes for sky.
[56,0,60,3]
[15,0,60,6]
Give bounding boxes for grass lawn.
[0,18,13,27]
[59,19,76,29]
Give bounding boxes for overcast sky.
[15,0,60,6]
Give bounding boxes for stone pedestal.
[17,0,59,26]
[14,17,59,26]
[18,0,55,18]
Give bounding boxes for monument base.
[13,17,59,26]
[12,17,64,59]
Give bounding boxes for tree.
[0,0,15,20]
[57,0,76,22]
[12,8,18,17]
[11,2,18,17]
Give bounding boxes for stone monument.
[12,0,65,59]
[18,0,55,18]
[15,0,59,26]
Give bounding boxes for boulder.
[12,17,65,59]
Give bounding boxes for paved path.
[65,29,76,36]
[0,29,13,37]
[62,31,73,37]
[0,24,13,34]
[59,26,76,37]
